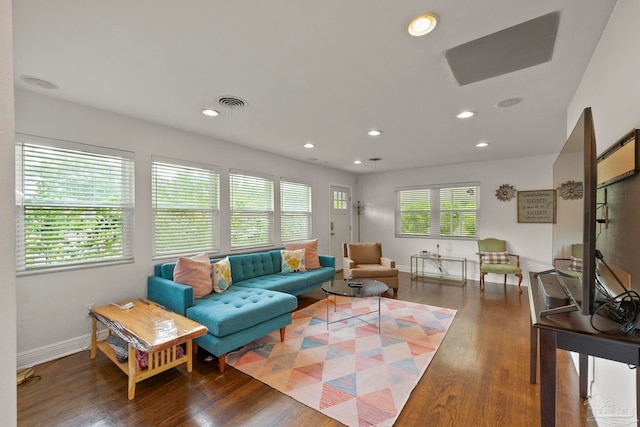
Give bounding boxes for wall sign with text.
[517,190,556,223]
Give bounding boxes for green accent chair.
[477,238,523,293]
[553,243,583,278]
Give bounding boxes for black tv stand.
[528,272,640,427]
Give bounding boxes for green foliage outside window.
[396,185,478,239]
[16,141,134,272]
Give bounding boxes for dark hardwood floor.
[18,272,589,426]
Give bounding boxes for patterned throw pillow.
[569,256,583,272]
[285,239,321,269]
[281,249,306,273]
[213,257,232,293]
[481,251,510,264]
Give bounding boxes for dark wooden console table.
[528,272,640,426]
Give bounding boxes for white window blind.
[152,158,219,257]
[15,137,134,273]
[396,188,431,237]
[437,186,478,238]
[396,183,479,239]
[230,170,274,248]
[280,179,312,242]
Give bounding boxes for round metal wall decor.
[495,184,516,202]
[557,180,583,200]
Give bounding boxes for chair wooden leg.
[280,327,286,342]
[504,274,507,285]
[517,274,523,294]
[480,272,485,290]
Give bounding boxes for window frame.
[15,134,135,274]
[151,156,220,259]
[395,182,479,239]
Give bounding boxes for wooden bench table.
[90,298,207,400]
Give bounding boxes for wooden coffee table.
[90,298,207,400]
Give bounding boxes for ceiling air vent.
[217,96,248,110]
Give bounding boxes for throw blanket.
[106,335,184,370]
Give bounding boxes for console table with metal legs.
[410,253,467,285]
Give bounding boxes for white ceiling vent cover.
[444,11,560,86]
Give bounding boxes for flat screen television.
[550,107,598,316]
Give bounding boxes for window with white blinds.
[230,170,274,248]
[395,183,479,239]
[280,179,312,242]
[15,136,134,273]
[396,188,431,237]
[152,158,219,257]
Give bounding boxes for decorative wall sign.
[517,190,557,223]
[557,180,583,200]
[495,184,516,202]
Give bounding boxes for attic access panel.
[444,11,560,86]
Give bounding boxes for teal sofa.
[147,249,335,372]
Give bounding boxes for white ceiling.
[12,0,616,174]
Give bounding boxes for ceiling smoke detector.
[217,96,248,110]
[20,75,58,90]
[495,98,522,108]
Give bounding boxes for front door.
[330,186,351,271]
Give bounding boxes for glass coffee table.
[322,279,389,332]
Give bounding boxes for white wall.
[568,1,640,424]
[355,154,556,283]
[15,89,355,365]
[0,0,17,424]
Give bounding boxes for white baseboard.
[17,329,110,369]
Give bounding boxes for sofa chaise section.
[147,249,335,372]
[187,286,296,371]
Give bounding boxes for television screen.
[551,107,597,315]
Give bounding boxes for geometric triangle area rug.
[227,297,457,426]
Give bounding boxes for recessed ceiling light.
[495,98,522,108]
[202,108,219,117]
[457,111,474,119]
[408,13,438,37]
[368,130,382,136]
[20,75,58,90]
[476,142,489,148]
[303,143,315,149]
[353,160,363,165]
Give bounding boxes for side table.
[90,298,207,399]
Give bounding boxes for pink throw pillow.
[173,252,212,298]
[285,239,321,269]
